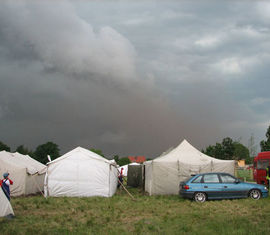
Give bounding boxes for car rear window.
[192,175,202,183]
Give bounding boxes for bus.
[253,151,270,185]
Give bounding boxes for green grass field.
[1,188,270,235]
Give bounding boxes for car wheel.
[249,189,261,200]
[194,192,206,202]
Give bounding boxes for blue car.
[179,172,268,202]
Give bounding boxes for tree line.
[0,141,131,166]
[0,124,269,164]
[202,124,270,164]
[0,141,60,164]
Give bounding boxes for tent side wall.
[212,161,235,176]
[47,155,116,197]
[108,165,118,197]
[150,162,181,195]
[25,173,45,195]
[144,161,153,195]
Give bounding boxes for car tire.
[249,189,261,200]
[194,192,207,202]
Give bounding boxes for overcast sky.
[0,0,269,158]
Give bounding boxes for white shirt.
[3,179,11,186]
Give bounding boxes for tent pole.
[116,167,136,201]
[118,178,136,201]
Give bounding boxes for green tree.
[233,142,250,162]
[260,125,270,152]
[90,148,105,158]
[16,145,34,156]
[34,142,60,164]
[204,143,225,159]
[113,155,119,164]
[214,143,225,159]
[118,157,131,166]
[222,137,235,160]
[204,137,250,162]
[204,145,216,157]
[0,141,10,152]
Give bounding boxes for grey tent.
[0,151,46,196]
[144,139,235,195]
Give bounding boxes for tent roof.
[154,139,234,164]
[0,151,45,175]
[47,146,114,165]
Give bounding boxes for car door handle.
[224,186,228,188]
[204,186,208,188]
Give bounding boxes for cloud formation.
[0,1,136,83]
[0,0,269,158]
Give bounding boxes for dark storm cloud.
[0,0,270,157]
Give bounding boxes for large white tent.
[0,188,14,217]
[0,151,46,196]
[44,147,118,197]
[145,139,235,195]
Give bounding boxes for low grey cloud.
[0,0,269,158]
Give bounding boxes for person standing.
[266,165,270,189]
[118,168,124,188]
[0,173,13,201]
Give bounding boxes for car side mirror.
[235,179,240,184]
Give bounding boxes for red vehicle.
[253,151,270,185]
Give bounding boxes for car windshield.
[257,160,270,169]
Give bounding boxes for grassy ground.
[1,188,270,235]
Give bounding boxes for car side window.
[203,174,219,183]
[192,175,202,183]
[220,174,236,183]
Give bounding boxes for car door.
[201,174,223,199]
[219,173,245,198]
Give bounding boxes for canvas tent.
[44,147,118,197]
[144,139,235,195]
[0,188,14,217]
[0,151,46,196]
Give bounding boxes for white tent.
[44,147,118,197]
[0,151,46,196]
[144,139,235,195]
[0,188,14,217]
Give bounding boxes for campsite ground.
[0,188,270,234]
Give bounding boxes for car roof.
[195,172,232,176]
